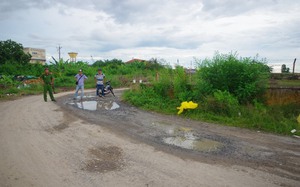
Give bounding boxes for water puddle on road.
[153,122,224,152]
[97,101,120,110]
[163,135,223,152]
[68,100,120,111]
[77,101,98,111]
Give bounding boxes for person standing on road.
[74,69,88,100]
[95,68,105,97]
[41,67,56,102]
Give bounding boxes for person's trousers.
[96,84,104,96]
[74,85,84,98]
[44,84,55,101]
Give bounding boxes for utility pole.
[292,58,296,74]
[57,45,62,61]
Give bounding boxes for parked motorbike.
[98,81,115,97]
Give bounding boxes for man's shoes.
[52,100,56,102]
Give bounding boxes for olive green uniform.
[41,73,55,102]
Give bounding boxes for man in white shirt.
[94,68,105,97]
[74,69,88,100]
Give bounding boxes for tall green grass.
[123,87,300,135]
[122,53,300,135]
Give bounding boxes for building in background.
[68,52,78,62]
[23,47,46,65]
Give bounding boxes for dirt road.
[0,89,299,187]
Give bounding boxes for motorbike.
[98,81,115,97]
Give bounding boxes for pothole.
[76,101,97,111]
[152,122,224,152]
[163,136,223,152]
[53,123,69,131]
[67,100,120,111]
[83,146,125,173]
[97,101,120,110]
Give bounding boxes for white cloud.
[0,0,299,72]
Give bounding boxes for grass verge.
[123,88,300,136]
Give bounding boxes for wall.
[23,48,46,65]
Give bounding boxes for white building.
[23,47,46,65]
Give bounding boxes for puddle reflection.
[97,101,120,110]
[153,122,223,152]
[68,100,120,111]
[77,101,97,111]
[163,136,223,152]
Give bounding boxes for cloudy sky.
[1,0,300,72]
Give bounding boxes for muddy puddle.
[66,96,225,152]
[152,122,224,152]
[163,134,223,152]
[57,92,300,181]
[66,97,120,111]
[64,94,226,153]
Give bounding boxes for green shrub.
[173,66,190,101]
[195,52,270,104]
[0,75,16,88]
[202,90,240,117]
[153,68,173,98]
[55,76,74,87]
[7,87,19,94]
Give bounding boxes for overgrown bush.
[151,66,192,101]
[195,52,270,104]
[153,68,173,98]
[202,90,240,117]
[0,75,16,88]
[123,85,164,110]
[173,66,190,101]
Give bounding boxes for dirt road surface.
[0,89,299,187]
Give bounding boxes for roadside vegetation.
[0,58,164,98]
[123,52,300,135]
[0,40,164,98]
[1,39,299,135]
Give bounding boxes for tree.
[50,56,69,78]
[0,39,31,65]
[92,59,123,67]
[281,64,290,73]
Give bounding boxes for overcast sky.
[1,0,300,72]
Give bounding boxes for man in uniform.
[41,67,56,102]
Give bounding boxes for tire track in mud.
[57,91,300,181]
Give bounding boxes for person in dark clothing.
[41,68,56,102]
